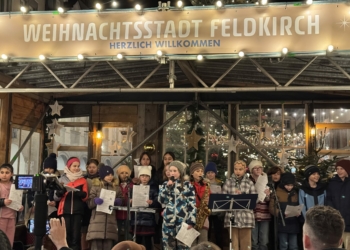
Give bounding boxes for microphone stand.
[125,179,131,241]
[269,181,285,250]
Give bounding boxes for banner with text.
[0,3,349,57]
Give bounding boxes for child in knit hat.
[130,166,160,250]
[269,172,300,250]
[158,161,196,250]
[299,165,327,218]
[54,157,88,250]
[116,165,133,242]
[190,162,210,245]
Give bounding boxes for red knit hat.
[336,159,350,175]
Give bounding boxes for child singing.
[131,166,161,250]
[86,165,123,250]
[158,161,196,250]
[0,163,24,247]
[222,160,257,250]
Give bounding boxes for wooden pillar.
[0,94,11,163]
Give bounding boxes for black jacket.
[326,175,350,232]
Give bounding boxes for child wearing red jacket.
[54,157,88,250]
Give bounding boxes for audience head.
[0,163,14,182]
[190,241,221,250]
[279,172,295,191]
[163,151,175,167]
[248,160,263,178]
[190,162,204,182]
[303,205,344,250]
[112,240,146,250]
[205,162,218,181]
[304,165,320,183]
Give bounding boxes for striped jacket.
[222,173,257,228]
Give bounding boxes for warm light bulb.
[135,4,141,10]
[117,53,123,59]
[57,7,64,13]
[77,54,84,60]
[216,0,223,7]
[39,55,46,60]
[156,50,163,57]
[261,0,268,5]
[96,130,102,139]
[112,1,118,7]
[20,6,27,13]
[282,47,288,55]
[1,54,8,60]
[306,0,312,4]
[310,128,316,136]
[327,45,334,52]
[176,0,183,7]
[238,51,245,57]
[95,3,102,10]
[197,55,203,60]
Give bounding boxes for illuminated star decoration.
[337,17,350,31]
[49,100,64,116]
[47,119,64,136]
[261,123,274,141]
[228,135,239,153]
[186,129,203,150]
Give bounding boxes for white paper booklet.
[132,185,150,207]
[7,184,23,211]
[176,222,200,247]
[285,204,304,218]
[96,188,116,214]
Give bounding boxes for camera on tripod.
[15,174,64,192]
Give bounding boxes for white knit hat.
[138,165,152,178]
[248,160,263,172]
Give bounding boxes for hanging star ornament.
[47,119,64,136]
[277,149,290,166]
[186,129,203,150]
[49,101,64,116]
[228,135,239,153]
[261,123,274,141]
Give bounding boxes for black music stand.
[208,193,258,250]
[109,206,156,242]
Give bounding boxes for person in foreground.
[303,205,344,250]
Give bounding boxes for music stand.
[209,193,258,250]
[109,206,156,242]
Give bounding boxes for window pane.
[101,156,133,170]
[316,128,350,150]
[315,108,350,123]
[101,126,133,156]
[283,108,305,147]
[239,106,260,146]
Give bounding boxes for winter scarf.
[64,166,83,182]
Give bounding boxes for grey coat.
[86,179,123,241]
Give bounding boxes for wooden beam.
[316,123,350,129]
[176,61,199,87]
[58,146,88,151]
[59,122,89,127]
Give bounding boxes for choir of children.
[5,151,336,250]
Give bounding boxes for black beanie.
[280,172,295,186]
[43,153,57,171]
[99,165,114,180]
[304,165,320,180]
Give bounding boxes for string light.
[135,4,142,11]
[1,54,8,60]
[95,3,102,10]
[327,45,334,52]
[176,0,183,8]
[197,55,203,60]
[238,51,245,58]
[117,53,123,59]
[39,55,46,61]
[57,7,64,13]
[20,6,27,13]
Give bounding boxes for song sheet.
[132,185,150,207]
[64,185,79,192]
[96,188,116,214]
[256,174,268,202]
[176,222,200,247]
[209,185,221,194]
[7,184,23,211]
[134,165,140,179]
[285,204,304,218]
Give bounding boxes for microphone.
[170,176,175,182]
[125,177,132,183]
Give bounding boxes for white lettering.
[164,21,176,38]
[244,18,256,36]
[259,17,270,36]
[99,23,107,40]
[143,21,152,39]
[109,22,120,40]
[308,15,319,34]
[233,19,242,36]
[24,24,41,42]
[178,20,190,38]
[59,24,70,41]
[122,22,132,39]
[154,21,165,38]
[133,21,143,39]
[85,23,97,40]
[42,24,51,42]
[222,19,230,37]
[72,23,84,41]
[192,20,202,37]
[211,19,220,37]
[280,16,292,35]
[295,16,305,35]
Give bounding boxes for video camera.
[15,174,64,192]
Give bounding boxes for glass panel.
[283,107,305,147]
[101,126,133,156]
[54,127,88,146]
[101,156,133,170]
[165,111,187,147]
[316,128,350,150]
[57,151,87,171]
[164,146,185,163]
[59,116,89,122]
[10,128,40,174]
[239,106,260,146]
[208,109,229,147]
[315,108,350,123]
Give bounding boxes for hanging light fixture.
[96,105,102,139]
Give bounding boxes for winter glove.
[94,197,104,205]
[114,198,122,206]
[75,191,87,199]
[55,188,67,197]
